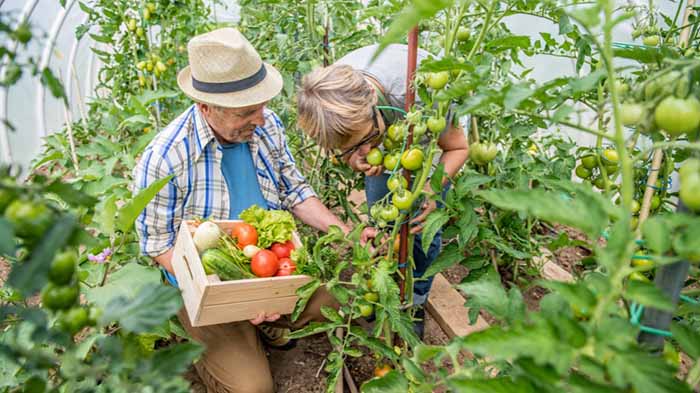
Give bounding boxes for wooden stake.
[638,0,695,228]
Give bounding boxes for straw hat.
[177,28,283,108]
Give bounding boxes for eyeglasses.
[333,108,383,161]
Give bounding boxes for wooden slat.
[203,275,312,305]
[179,221,209,289]
[195,295,300,326]
[171,227,204,325]
[426,273,489,338]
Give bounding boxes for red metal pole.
[398,26,419,300]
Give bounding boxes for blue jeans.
[365,173,445,306]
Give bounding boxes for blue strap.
[162,268,179,288]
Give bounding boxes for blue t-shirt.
[164,142,268,287]
[220,142,269,218]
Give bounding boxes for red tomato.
[270,242,293,259]
[276,268,294,276]
[284,239,295,251]
[251,250,279,277]
[275,257,296,276]
[231,222,258,248]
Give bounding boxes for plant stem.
[601,0,634,210]
[466,0,497,61]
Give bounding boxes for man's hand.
[346,150,383,176]
[409,198,437,234]
[360,227,379,245]
[249,312,281,326]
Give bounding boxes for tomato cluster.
[0,189,97,336]
[574,148,621,190]
[229,222,297,277]
[364,71,454,226]
[618,69,700,138]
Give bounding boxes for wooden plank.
[204,275,312,305]
[541,260,574,282]
[426,273,489,339]
[534,248,574,283]
[179,221,209,290]
[171,228,204,326]
[195,295,300,326]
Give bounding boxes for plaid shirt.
[133,104,316,257]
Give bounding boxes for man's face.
[199,102,268,144]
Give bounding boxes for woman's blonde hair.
[297,64,377,150]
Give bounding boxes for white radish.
[243,244,260,258]
[193,221,221,253]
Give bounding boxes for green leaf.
[540,281,597,312]
[116,174,174,233]
[361,370,408,393]
[624,281,675,312]
[477,188,608,239]
[485,36,531,52]
[45,181,98,208]
[568,5,601,28]
[552,105,574,122]
[375,0,454,60]
[40,68,66,102]
[641,216,671,255]
[607,350,692,393]
[422,242,463,278]
[504,83,535,111]
[568,69,606,95]
[412,343,444,363]
[101,284,182,333]
[421,209,449,253]
[134,89,179,106]
[670,323,700,359]
[558,14,573,35]
[93,193,117,235]
[328,282,351,305]
[320,306,343,324]
[84,263,162,309]
[149,342,203,376]
[673,228,700,262]
[291,279,321,322]
[458,279,510,320]
[0,219,15,256]
[430,163,446,195]
[118,114,150,130]
[448,376,536,393]
[455,171,493,196]
[8,214,77,295]
[288,321,336,339]
[461,316,578,374]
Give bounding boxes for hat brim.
[177,63,283,108]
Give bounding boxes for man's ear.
[197,102,209,115]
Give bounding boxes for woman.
[297,44,469,338]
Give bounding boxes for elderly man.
[133,28,368,393]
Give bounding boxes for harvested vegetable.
[239,205,296,248]
[193,221,221,253]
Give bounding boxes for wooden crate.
[171,220,311,327]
